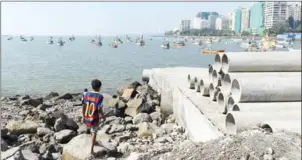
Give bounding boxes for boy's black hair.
[91,79,102,91]
[84,88,88,92]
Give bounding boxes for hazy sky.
[2,2,258,36]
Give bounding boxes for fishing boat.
[68,35,75,41]
[201,49,225,54]
[193,40,202,46]
[7,36,13,40]
[30,37,34,41]
[136,35,145,46]
[20,36,27,41]
[160,42,170,49]
[172,41,185,46]
[45,37,54,44]
[57,38,64,46]
[115,37,123,44]
[109,42,118,48]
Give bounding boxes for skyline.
[1,2,299,36]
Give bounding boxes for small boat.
[136,35,145,46]
[68,35,75,41]
[172,41,185,46]
[30,37,34,41]
[20,36,27,41]
[115,37,123,44]
[201,49,225,54]
[109,43,118,48]
[193,40,202,46]
[7,36,13,40]
[57,38,64,46]
[45,37,54,44]
[160,42,170,49]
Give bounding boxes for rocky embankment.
[1,81,301,160]
[1,81,187,160]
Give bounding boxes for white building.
[264,1,287,29]
[241,8,250,32]
[209,15,218,29]
[180,20,191,31]
[215,17,229,30]
[193,18,210,29]
[228,12,235,31]
[287,4,301,21]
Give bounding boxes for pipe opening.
[199,79,205,94]
[223,74,232,94]
[212,70,219,87]
[187,74,191,81]
[217,92,225,110]
[221,54,229,73]
[196,84,201,92]
[227,96,236,111]
[232,104,240,111]
[213,87,221,101]
[208,65,213,80]
[231,79,241,103]
[209,83,215,100]
[226,113,236,135]
[213,54,222,71]
[189,80,195,90]
[259,123,273,133]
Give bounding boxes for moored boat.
[160,42,170,49]
[172,41,185,46]
[201,49,225,54]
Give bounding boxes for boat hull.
[201,49,225,54]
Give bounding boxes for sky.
[1,2,264,36]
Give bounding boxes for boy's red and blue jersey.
[82,91,104,126]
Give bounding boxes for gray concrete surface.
[199,79,211,96]
[226,111,301,135]
[221,51,302,73]
[231,102,301,112]
[259,120,301,134]
[231,75,301,103]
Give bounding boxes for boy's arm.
[98,98,106,122]
[82,94,86,121]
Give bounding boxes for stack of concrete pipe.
[189,51,302,135]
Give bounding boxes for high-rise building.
[234,8,242,33]
[196,12,219,20]
[180,20,191,31]
[228,12,235,31]
[215,17,229,30]
[241,8,250,32]
[209,15,218,29]
[287,4,301,21]
[264,2,287,29]
[249,2,265,35]
[193,18,202,29]
[200,19,210,29]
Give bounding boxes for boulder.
[21,149,40,160]
[21,98,43,107]
[44,92,59,100]
[136,102,154,114]
[108,124,126,134]
[62,134,112,160]
[121,88,135,102]
[102,94,119,109]
[37,104,53,111]
[137,122,156,138]
[125,98,143,117]
[56,93,73,100]
[1,128,8,137]
[54,129,76,143]
[133,113,152,125]
[150,112,164,125]
[1,138,8,151]
[6,120,39,134]
[37,127,54,137]
[160,123,175,134]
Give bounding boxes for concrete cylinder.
[226,111,301,135]
[209,83,221,101]
[223,72,301,96]
[231,75,302,103]
[221,51,302,73]
[217,91,231,113]
[208,65,213,81]
[259,120,301,134]
[212,53,223,72]
[199,79,211,96]
[231,102,301,112]
[211,70,224,87]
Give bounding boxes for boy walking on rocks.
[82,79,106,155]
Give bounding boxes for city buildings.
[240,8,250,32]
[180,20,191,31]
[287,4,301,21]
[249,2,265,35]
[234,8,242,33]
[193,18,202,29]
[215,17,229,30]
[228,12,235,31]
[209,14,218,29]
[264,2,287,29]
[196,12,219,20]
[193,12,219,29]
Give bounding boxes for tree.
[241,31,250,36]
[287,16,294,29]
[271,22,289,34]
[295,24,301,32]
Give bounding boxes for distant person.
[82,79,106,156]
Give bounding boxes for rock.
[126,124,139,131]
[37,127,54,137]
[155,136,173,143]
[54,118,65,132]
[1,138,8,151]
[136,101,154,114]
[117,142,131,153]
[124,116,133,124]
[54,129,76,143]
[96,132,112,142]
[104,116,124,125]
[137,122,156,138]
[266,147,274,155]
[107,157,117,160]
[126,98,143,117]
[20,95,30,100]
[126,152,144,160]
[21,98,43,107]
[115,132,131,142]
[103,94,119,108]
[65,118,79,131]
[39,143,47,154]
[173,125,185,134]
[21,149,40,160]
[133,113,152,124]
[160,123,175,134]
[40,112,56,126]
[57,93,73,100]
[109,124,126,134]
[14,150,25,160]
[150,112,164,125]
[117,100,127,109]
[52,152,60,159]
[19,110,30,116]
[1,128,8,137]
[37,104,53,111]
[44,92,59,100]
[62,134,112,160]
[263,154,274,160]
[121,88,135,102]
[77,124,87,134]
[104,107,124,117]
[6,120,39,134]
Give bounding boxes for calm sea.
[1,36,257,96]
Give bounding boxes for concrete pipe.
[209,84,221,101]
[217,92,230,113]
[199,79,211,96]
[212,53,223,72]
[231,75,302,103]
[211,70,224,87]
[223,72,301,96]
[221,51,302,73]
[258,120,301,135]
[208,65,213,81]
[231,102,301,113]
[225,111,301,135]
[189,80,195,90]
